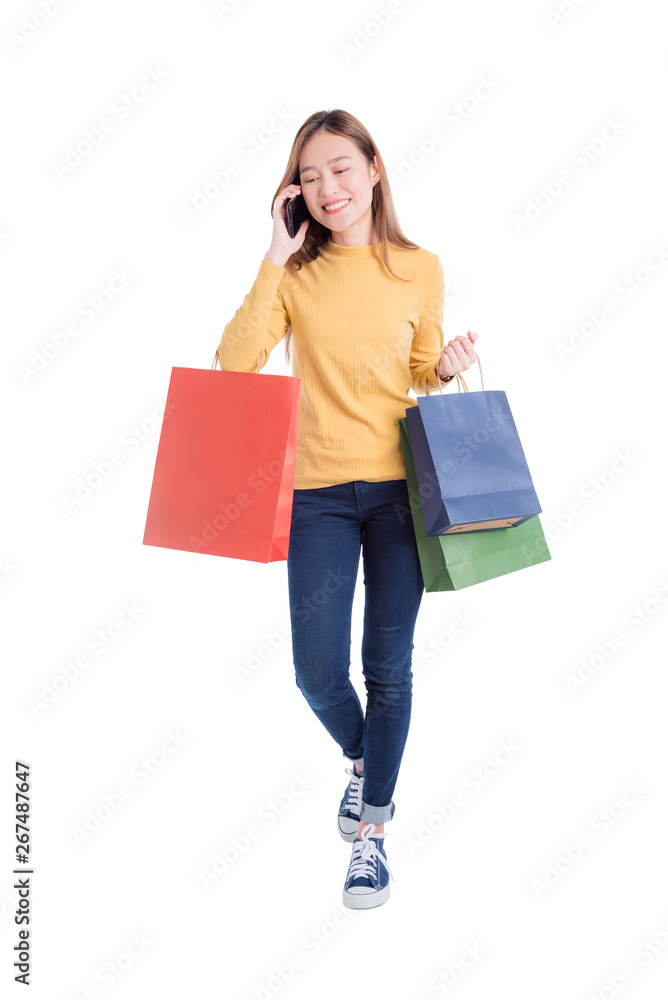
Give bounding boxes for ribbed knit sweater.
[217,236,450,490]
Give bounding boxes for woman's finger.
[439,348,466,375]
[444,340,470,366]
[458,337,478,362]
[438,331,480,376]
[437,354,455,376]
[441,343,473,373]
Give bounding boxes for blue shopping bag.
[398,417,551,590]
[404,357,542,537]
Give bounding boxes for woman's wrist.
[435,364,455,384]
[264,249,288,268]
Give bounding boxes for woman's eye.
[303,169,348,183]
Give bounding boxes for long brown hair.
[271,108,421,366]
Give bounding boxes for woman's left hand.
[437,330,479,378]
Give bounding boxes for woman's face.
[298,132,379,239]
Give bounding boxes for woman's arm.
[217,183,308,373]
[409,256,479,394]
[216,259,291,374]
[409,257,450,395]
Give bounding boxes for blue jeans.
[287,479,425,824]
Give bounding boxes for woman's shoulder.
[386,241,440,283]
[388,240,439,269]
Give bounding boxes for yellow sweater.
[217,236,450,490]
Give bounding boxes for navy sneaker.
[337,765,364,842]
[342,822,395,909]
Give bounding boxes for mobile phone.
[285,193,309,238]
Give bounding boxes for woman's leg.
[287,483,365,761]
[355,479,425,828]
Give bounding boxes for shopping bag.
[142,352,300,563]
[405,355,541,536]
[398,417,550,591]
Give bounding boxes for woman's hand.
[436,330,479,379]
[265,184,310,267]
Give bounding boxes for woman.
[217,109,479,910]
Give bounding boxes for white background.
[2,0,667,997]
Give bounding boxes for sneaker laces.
[348,823,395,884]
[342,767,363,813]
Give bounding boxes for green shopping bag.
[398,417,551,591]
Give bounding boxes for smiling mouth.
[323,199,351,213]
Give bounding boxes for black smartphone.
[285,193,309,238]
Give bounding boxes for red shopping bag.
[142,354,301,563]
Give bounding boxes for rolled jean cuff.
[360,799,395,824]
[342,750,364,766]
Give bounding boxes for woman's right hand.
[265,184,310,266]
